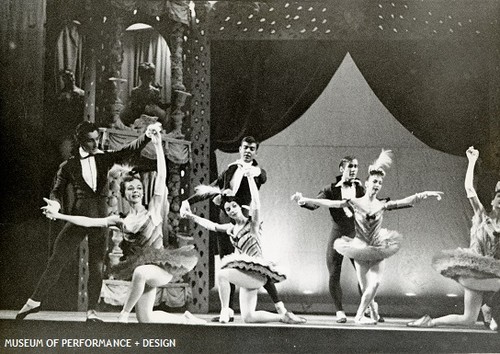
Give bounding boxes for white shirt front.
[335,179,358,217]
[79,147,103,192]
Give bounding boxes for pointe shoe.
[16,303,41,320]
[218,308,234,324]
[369,302,381,323]
[407,315,435,328]
[184,311,207,325]
[280,311,307,324]
[490,318,498,331]
[481,304,492,328]
[86,310,103,323]
[211,308,234,323]
[355,316,377,325]
[365,303,385,323]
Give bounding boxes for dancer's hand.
[291,192,306,205]
[180,200,192,218]
[422,191,444,201]
[145,122,162,139]
[41,198,60,220]
[466,146,479,162]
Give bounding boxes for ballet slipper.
[86,309,103,323]
[118,311,129,324]
[183,311,207,325]
[354,316,377,325]
[407,315,435,328]
[280,311,307,324]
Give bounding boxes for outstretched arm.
[291,192,348,209]
[180,202,231,233]
[42,198,120,228]
[385,191,443,210]
[464,146,484,214]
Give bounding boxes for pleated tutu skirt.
[220,253,287,283]
[111,245,198,280]
[334,229,403,262]
[432,248,500,280]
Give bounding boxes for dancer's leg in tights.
[218,269,282,323]
[354,260,383,321]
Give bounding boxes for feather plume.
[369,149,393,173]
[194,184,222,198]
[108,164,134,180]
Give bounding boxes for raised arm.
[42,198,120,228]
[148,125,168,224]
[385,191,443,210]
[246,169,261,229]
[106,123,158,164]
[291,192,348,209]
[464,146,484,214]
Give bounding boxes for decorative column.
[169,22,190,138]
[182,1,211,314]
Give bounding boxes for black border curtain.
[349,39,494,155]
[211,39,498,157]
[211,40,347,153]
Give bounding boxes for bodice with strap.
[227,219,263,258]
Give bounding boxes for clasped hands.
[180,200,192,218]
[145,122,163,140]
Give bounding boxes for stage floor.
[1,311,499,353]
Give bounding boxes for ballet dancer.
[293,149,442,324]
[408,147,500,330]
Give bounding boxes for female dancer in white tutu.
[408,147,500,330]
[181,169,305,324]
[292,150,442,324]
[42,124,203,324]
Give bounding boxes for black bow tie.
[343,180,354,187]
[80,154,94,160]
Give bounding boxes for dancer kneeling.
[408,147,500,330]
[181,170,305,324]
[292,150,442,324]
[42,124,203,324]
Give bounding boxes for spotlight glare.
[405,292,417,297]
[446,293,458,297]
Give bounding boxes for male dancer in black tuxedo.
[183,136,304,323]
[17,121,159,322]
[299,156,384,323]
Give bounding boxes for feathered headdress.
[108,164,136,181]
[194,185,238,207]
[368,149,393,176]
